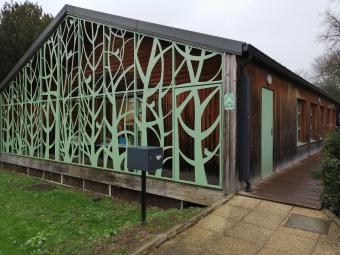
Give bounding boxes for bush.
[320,157,340,215]
[323,131,340,159]
[320,131,340,216]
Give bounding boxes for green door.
[261,88,273,178]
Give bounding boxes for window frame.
[310,103,318,142]
[297,99,307,145]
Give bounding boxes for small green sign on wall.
[224,93,235,110]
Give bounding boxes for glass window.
[320,107,325,138]
[310,103,317,141]
[326,108,331,134]
[297,99,306,144]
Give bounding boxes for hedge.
[319,131,340,216]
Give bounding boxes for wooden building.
[0,5,338,206]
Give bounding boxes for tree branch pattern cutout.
[0,15,223,188]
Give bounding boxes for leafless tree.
[312,50,340,101]
[312,3,340,100]
[319,7,340,50]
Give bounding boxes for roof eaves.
[65,5,244,54]
[0,5,245,90]
[243,44,340,105]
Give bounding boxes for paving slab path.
[150,195,340,255]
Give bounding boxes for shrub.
[320,131,340,216]
[320,157,340,215]
[323,131,340,159]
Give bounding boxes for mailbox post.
[127,146,163,225]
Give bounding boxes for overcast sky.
[1,0,338,75]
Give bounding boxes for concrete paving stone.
[295,213,332,234]
[280,215,289,226]
[318,223,340,247]
[276,226,320,241]
[257,248,288,255]
[285,213,331,234]
[291,207,329,220]
[149,238,198,255]
[226,221,273,245]
[243,209,285,230]
[212,204,250,221]
[327,223,340,240]
[229,195,262,209]
[178,225,223,249]
[265,228,318,255]
[255,200,292,216]
[151,234,220,255]
[151,198,339,255]
[318,234,340,248]
[194,247,222,255]
[208,236,261,255]
[312,241,340,255]
[197,214,237,233]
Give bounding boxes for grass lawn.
[0,170,202,255]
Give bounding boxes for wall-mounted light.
[318,98,321,104]
[266,74,272,85]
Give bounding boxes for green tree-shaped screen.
[0,16,223,188]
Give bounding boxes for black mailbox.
[127,146,163,225]
[127,146,163,171]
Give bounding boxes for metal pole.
[141,170,146,225]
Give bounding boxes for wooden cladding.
[240,59,337,181]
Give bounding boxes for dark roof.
[244,44,339,104]
[0,5,244,90]
[0,4,338,104]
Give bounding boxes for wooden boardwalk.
[238,153,322,209]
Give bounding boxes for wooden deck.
[238,153,322,209]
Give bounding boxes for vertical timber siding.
[222,54,237,193]
[241,60,337,184]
